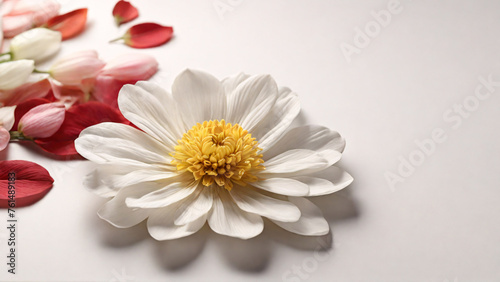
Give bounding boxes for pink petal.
[0,127,10,151]
[18,102,65,138]
[0,160,54,208]
[50,50,105,85]
[2,14,32,38]
[0,0,18,16]
[100,53,158,81]
[30,0,60,26]
[0,78,53,106]
[13,98,51,130]
[50,79,86,108]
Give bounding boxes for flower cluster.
[0,0,167,207]
[0,27,159,153]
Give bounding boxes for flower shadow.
[154,225,210,271]
[87,154,359,273]
[212,229,273,272]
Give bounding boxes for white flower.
[0,60,35,90]
[75,69,352,240]
[10,28,61,63]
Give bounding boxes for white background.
[1,0,500,281]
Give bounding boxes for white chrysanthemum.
[75,69,353,240]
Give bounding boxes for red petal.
[0,160,54,208]
[13,98,51,130]
[92,75,142,108]
[45,8,88,40]
[34,102,130,156]
[115,23,173,49]
[112,0,138,26]
[1,78,53,106]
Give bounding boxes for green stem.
[9,131,33,142]
[33,69,50,74]
[0,52,12,62]
[109,36,124,43]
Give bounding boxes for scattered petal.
[10,28,61,62]
[35,102,130,156]
[0,105,16,131]
[18,102,65,138]
[112,0,138,26]
[111,23,173,49]
[49,50,105,85]
[0,127,10,151]
[0,60,35,90]
[0,160,54,208]
[13,98,51,130]
[2,14,32,38]
[45,8,87,40]
[92,75,136,108]
[0,78,53,106]
[100,53,158,81]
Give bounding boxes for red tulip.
[45,8,88,40]
[0,160,54,208]
[110,22,173,49]
[112,0,138,26]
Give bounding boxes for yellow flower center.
[171,120,265,191]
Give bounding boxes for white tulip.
[10,28,62,63]
[0,60,35,90]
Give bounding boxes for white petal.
[98,184,156,228]
[10,28,61,62]
[271,197,330,236]
[293,167,353,196]
[100,166,178,189]
[261,149,330,176]
[251,177,309,196]
[221,72,250,95]
[226,74,278,131]
[118,82,186,149]
[229,186,301,222]
[172,69,226,127]
[207,189,263,239]
[0,60,35,90]
[174,187,213,225]
[83,168,118,198]
[0,105,16,130]
[253,87,300,151]
[75,122,173,166]
[263,125,345,166]
[147,203,206,240]
[126,181,198,209]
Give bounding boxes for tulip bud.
[0,127,10,151]
[0,106,16,132]
[10,28,62,63]
[50,50,105,85]
[18,103,65,138]
[0,60,35,90]
[0,106,16,151]
[100,53,159,81]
